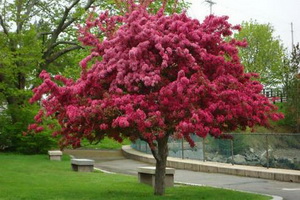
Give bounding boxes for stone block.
[48,150,63,161]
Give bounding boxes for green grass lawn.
[0,153,271,200]
[79,138,131,150]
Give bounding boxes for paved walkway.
[93,157,300,200]
[65,149,300,200]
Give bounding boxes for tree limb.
[51,0,81,44]
[0,15,9,36]
[38,31,52,37]
[46,45,83,65]
[49,41,79,49]
[36,2,57,21]
[140,136,160,161]
[16,0,39,34]
[42,0,96,68]
[151,148,160,162]
[16,0,22,34]
[61,0,95,32]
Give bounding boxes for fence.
[262,88,287,103]
[131,133,300,170]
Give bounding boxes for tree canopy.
[286,44,300,132]
[30,8,283,147]
[234,21,286,88]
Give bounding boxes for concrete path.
[94,158,300,200]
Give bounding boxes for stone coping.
[48,150,62,156]
[122,145,300,183]
[71,159,95,165]
[63,149,123,160]
[137,166,175,174]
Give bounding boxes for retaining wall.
[122,145,300,183]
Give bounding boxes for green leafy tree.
[0,0,96,152]
[234,21,286,88]
[285,44,300,132]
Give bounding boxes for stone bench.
[71,159,95,172]
[48,150,63,161]
[137,166,175,187]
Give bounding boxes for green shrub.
[16,131,57,154]
[0,104,58,154]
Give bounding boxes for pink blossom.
[180,77,189,85]
[28,123,38,130]
[29,2,283,150]
[35,126,44,133]
[99,123,108,130]
[113,117,130,128]
[34,110,44,123]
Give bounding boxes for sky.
[187,0,300,53]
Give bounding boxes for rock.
[273,155,279,161]
[249,148,254,153]
[212,155,227,163]
[233,154,247,165]
[244,153,259,162]
[288,158,295,164]
[260,150,267,158]
[260,157,268,167]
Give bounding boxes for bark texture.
[153,137,169,196]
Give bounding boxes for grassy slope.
[0,153,271,200]
[79,138,130,150]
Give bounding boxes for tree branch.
[51,0,80,43]
[44,0,83,59]
[16,0,39,34]
[36,2,57,21]
[61,0,95,32]
[151,147,160,161]
[46,45,83,65]
[49,41,79,49]
[42,0,96,68]
[0,15,9,36]
[24,0,39,24]
[16,0,22,34]
[139,136,160,161]
[38,31,52,37]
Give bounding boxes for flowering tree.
[29,1,283,196]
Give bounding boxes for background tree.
[0,0,96,152]
[285,44,300,132]
[234,21,286,88]
[29,1,283,195]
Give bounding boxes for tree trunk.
[153,136,169,196]
[6,96,19,123]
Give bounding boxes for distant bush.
[0,104,58,154]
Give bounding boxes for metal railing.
[262,88,287,103]
[131,133,300,170]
